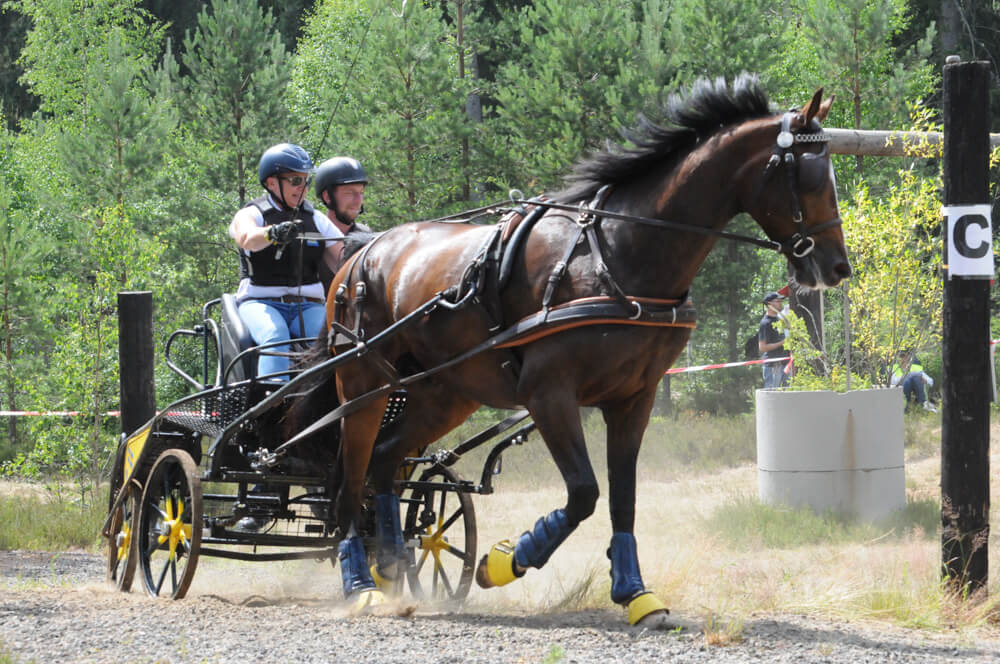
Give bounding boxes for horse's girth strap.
[495,296,696,349]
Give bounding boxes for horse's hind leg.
[334,393,389,603]
[367,384,479,588]
[476,389,599,588]
[603,393,671,627]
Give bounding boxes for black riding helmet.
[258,143,314,185]
[314,157,368,209]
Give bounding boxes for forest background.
[0,0,996,484]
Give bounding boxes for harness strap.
[542,225,585,313]
[495,295,696,349]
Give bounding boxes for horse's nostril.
[836,261,852,279]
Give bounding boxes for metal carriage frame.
[103,294,536,602]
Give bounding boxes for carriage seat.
[219,293,257,383]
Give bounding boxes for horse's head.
[743,89,851,290]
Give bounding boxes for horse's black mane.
[554,73,773,203]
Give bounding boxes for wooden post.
[117,291,155,436]
[941,59,992,593]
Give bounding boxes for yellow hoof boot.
[626,592,669,626]
[475,539,522,588]
[370,564,399,592]
[350,588,387,613]
[370,564,387,590]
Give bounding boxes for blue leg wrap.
[374,493,405,573]
[513,508,576,570]
[608,531,646,604]
[338,535,376,597]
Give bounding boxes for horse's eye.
[798,147,830,193]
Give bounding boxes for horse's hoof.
[349,588,387,614]
[475,539,521,589]
[370,564,402,594]
[626,591,670,626]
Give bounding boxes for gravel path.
[2,550,999,663]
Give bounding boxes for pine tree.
[488,0,676,192]
[293,0,470,223]
[178,0,293,206]
[57,30,177,220]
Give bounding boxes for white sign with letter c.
[944,204,994,279]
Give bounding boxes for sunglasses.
[278,174,310,187]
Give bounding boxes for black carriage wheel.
[402,465,477,602]
[106,481,139,592]
[136,449,202,599]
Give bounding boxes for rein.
[418,123,840,258]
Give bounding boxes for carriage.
[102,293,535,601]
[103,76,849,625]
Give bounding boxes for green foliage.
[541,644,566,664]
[784,311,873,391]
[177,0,292,204]
[0,0,966,477]
[841,157,943,381]
[487,0,675,191]
[8,0,163,118]
[57,30,177,215]
[6,209,162,486]
[668,0,784,85]
[293,0,474,223]
[794,0,936,129]
[0,114,51,458]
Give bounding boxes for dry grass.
[456,411,1000,641]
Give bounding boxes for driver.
[229,143,344,380]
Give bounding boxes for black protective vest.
[238,196,326,286]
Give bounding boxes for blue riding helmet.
[258,143,314,185]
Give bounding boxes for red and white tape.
[665,356,792,375]
[0,410,121,417]
[8,343,999,416]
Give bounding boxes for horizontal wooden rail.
[826,127,1000,156]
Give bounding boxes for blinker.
[796,144,831,193]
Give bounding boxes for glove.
[267,221,300,246]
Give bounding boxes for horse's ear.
[802,87,833,124]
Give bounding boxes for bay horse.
[321,74,850,626]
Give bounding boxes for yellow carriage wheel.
[402,465,477,604]
[136,449,202,599]
[106,481,139,592]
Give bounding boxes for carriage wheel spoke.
[155,557,170,594]
[431,554,454,597]
[414,546,431,573]
[436,507,462,535]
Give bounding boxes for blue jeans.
[237,299,326,380]
[901,372,927,405]
[762,360,788,389]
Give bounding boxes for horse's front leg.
[603,392,672,628]
[476,389,599,588]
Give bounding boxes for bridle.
[764,111,842,258]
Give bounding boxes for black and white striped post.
[940,57,993,594]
